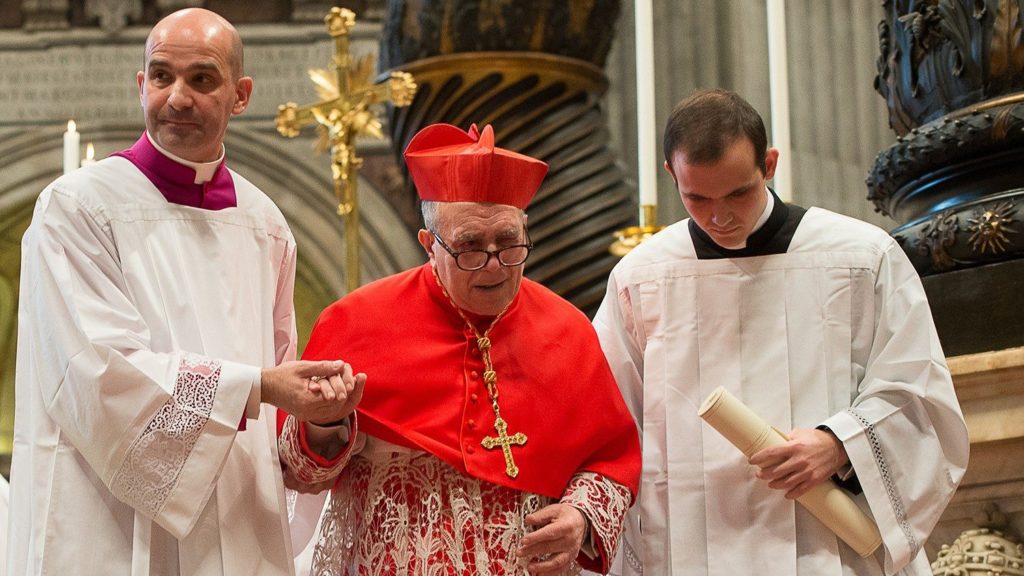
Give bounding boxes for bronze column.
[869,0,1024,356]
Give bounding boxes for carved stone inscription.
[0,33,379,124]
[0,45,139,122]
[245,40,346,117]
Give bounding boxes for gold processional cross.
[276,7,416,292]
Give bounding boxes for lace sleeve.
[560,471,633,573]
[110,353,221,518]
[278,413,359,485]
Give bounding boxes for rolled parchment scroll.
[698,386,882,557]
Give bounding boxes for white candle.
[63,120,80,174]
[767,0,793,202]
[635,0,658,211]
[81,142,96,166]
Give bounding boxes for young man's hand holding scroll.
[699,386,882,558]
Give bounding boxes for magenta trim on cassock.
[112,134,237,210]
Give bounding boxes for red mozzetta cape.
[297,263,640,499]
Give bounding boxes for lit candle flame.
[85,142,95,161]
[67,120,76,133]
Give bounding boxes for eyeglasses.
[430,228,533,271]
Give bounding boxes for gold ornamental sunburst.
[967,200,1018,255]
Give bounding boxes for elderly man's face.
[418,202,528,317]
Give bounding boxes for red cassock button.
[470,393,479,403]
[468,419,476,429]
[465,444,475,454]
[470,370,479,379]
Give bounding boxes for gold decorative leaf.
[990,0,1024,78]
[308,68,339,101]
[313,125,330,155]
[349,54,377,92]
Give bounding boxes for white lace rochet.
[280,417,632,576]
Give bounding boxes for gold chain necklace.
[431,266,528,478]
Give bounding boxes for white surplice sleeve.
[593,269,646,576]
[821,239,969,574]
[593,271,644,428]
[19,185,257,539]
[273,235,298,366]
[258,232,298,419]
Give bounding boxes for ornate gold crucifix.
[472,332,528,479]
[276,7,416,292]
[482,416,528,478]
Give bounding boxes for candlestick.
[609,0,666,257]
[635,0,658,209]
[767,0,793,202]
[63,120,80,174]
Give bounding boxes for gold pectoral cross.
[481,416,528,478]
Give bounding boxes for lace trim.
[311,445,583,575]
[847,408,919,555]
[560,471,633,572]
[110,353,220,518]
[623,537,643,574]
[279,414,354,485]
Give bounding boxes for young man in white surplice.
[595,89,969,576]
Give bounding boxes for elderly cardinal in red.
[278,123,640,576]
